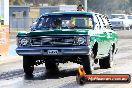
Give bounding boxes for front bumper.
[16,46,90,56]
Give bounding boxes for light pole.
[84,0,88,11]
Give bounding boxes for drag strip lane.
[0,38,132,88]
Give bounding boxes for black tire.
[126,26,130,30]
[99,47,114,69]
[45,62,58,71]
[23,56,34,76]
[82,54,94,74]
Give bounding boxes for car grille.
[30,36,76,46]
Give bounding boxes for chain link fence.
[9,17,37,32]
[9,17,37,39]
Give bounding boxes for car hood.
[17,29,90,37]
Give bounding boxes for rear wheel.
[99,46,114,69]
[45,61,59,71]
[23,56,34,76]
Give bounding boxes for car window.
[101,16,111,29]
[96,15,105,29]
[110,15,125,19]
[93,15,100,30]
[37,17,46,28]
[71,17,93,29]
[128,16,132,19]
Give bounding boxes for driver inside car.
[52,18,62,29]
[66,20,75,29]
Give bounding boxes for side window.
[96,15,105,29]
[101,16,111,29]
[71,17,93,29]
[86,18,93,28]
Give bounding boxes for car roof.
[42,11,95,16]
[111,14,126,15]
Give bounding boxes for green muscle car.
[16,11,118,75]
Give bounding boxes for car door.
[102,15,118,51]
[95,14,109,57]
[100,15,117,55]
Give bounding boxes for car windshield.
[33,14,93,30]
[110,15,125,19]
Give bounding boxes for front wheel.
[82,54,94,74]
[99,47,114,69]
[23,56,34,76]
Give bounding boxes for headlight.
[18,38,30,46]
[20,38,28,46]
[77,37,86,45]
